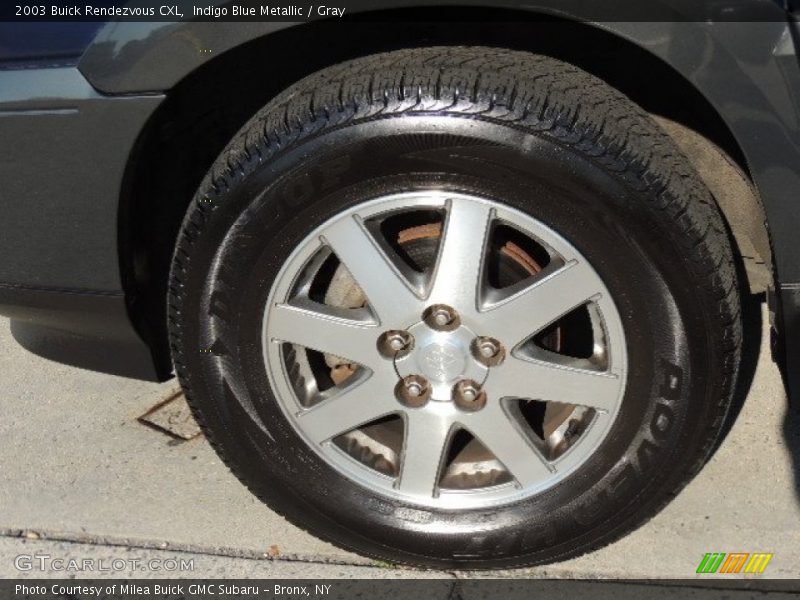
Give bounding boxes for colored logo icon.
[696,552,773,574]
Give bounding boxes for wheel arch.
[111,7,775,376]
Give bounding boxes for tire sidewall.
[176,116,720,567]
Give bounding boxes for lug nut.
[423,304,460,331]
[452,379,487,412]
[407,381,424,396]
[396,375,431,408]
[379,330,414,357]
[472,336,505,366]
[433,310,451,326]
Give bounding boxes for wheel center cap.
[395,320,489,402]
[419,342,467,383]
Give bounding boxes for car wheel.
[168,47,741,568]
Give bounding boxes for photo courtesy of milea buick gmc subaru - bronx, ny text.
[2,0,800,569]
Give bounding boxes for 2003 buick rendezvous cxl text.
[2,0,800,569]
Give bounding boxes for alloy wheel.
[263,191,627,509]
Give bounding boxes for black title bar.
[5,578,800,600]
[1,0,794,22]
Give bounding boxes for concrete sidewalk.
[1,306,799,580]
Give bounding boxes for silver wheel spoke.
[463,404,553,487]
[296,375,398,444]
[429,199,493,313]
[493,356,622,412]
[396,411,452,498]
[322,214,422,325]
[269,301,381,370]
[486,260,604,349]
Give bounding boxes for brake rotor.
[317,221,578,488]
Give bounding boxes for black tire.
[168,47,741,568]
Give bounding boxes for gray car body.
[1,1,800,396]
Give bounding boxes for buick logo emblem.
[420,343,466,382]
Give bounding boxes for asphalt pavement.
[1,305,799,582]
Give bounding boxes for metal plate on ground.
[139,392,202,440]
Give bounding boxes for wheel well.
[119,7,766,376]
